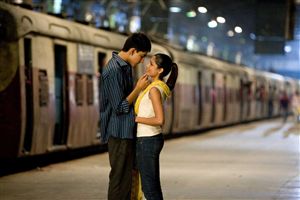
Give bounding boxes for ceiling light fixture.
[208,20,217,28]
[234,26,242,33]
[170,7,181,13]
[198,7,207,13]
[216,16,225,23]
[186,10,196,18]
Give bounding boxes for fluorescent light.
[170,7,181,13]
[216,16,225,23]
[208,20,217,28]
[284,45,292,53]
[186,10,196,18]
[227,30,234,37]
[198,7,207,13]
[234,26,242,33]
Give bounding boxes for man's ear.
[128,48,136,55]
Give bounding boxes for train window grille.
[38,70,49,106]
[236,89,240,102]
[230,89,233,102]
[87,75,94,105]
[75,74,84,106]
[218,88,222,103]
[205,86,210,103]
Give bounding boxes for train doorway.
[97,52,107,139]
[23,38,33,153]
[239,79,244,120]
[211,73,216,123]
[53,45,69,145]
[197,71,203,125]
[223,75,227,121]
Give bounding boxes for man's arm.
[126,74,148,105]
[104,72,149,115]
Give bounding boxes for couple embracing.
[100,32,178,200]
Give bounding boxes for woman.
[134,53,178,200]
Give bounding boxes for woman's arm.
[135,87,164,126]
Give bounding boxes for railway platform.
[0,119,299,200]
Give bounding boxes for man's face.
[129,50,147,67]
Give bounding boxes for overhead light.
[129,16,141,33]
[216,16,225,24]
[284,45,292,53]
[13,0,23,3]
[234,26,242,33]
[170,7,181,13]
[249,33,256,40]
[186,10,196,18]
[198,7,207,13]
[227,30,234,37]
[85,13,93,22]
[53,0,62,14]
[208,20,217,28]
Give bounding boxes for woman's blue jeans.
[136,134,164,200]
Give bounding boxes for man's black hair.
[122,32,151,52]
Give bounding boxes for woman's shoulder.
[150,85,166,99]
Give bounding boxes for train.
[1,2,299,159]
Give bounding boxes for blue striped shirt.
[99,52,135,143]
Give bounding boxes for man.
[100,33,151,200]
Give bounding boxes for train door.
[197,71,203,125]
[243,79,251,119]
[53,44,69,145]
[97,52,106,75]
[211,73,216,123]
[97,52,107,139]
[223,75,227,122]
[23,38,33,153]
[227,74,235,123]
[239,78,244,120]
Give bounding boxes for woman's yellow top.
[134,80,171,115]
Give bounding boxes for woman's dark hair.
[154,53,178,91]
[122,32,151,52]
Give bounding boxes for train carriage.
[0,2,126,158]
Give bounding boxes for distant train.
[1,2,299,159]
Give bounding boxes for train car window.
[218,88,222,103]
[38,70,49,106]
[78,44,94,74]
[87,75,94,105]
[75,74,84,106]
[205,86,210,103]
[236,89,240,102]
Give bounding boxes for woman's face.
[146,56,162,79]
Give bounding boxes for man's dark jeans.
[108,136,134,200]
[136,134,164,200]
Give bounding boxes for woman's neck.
[151,77,160,82]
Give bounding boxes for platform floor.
[1,119,299,200]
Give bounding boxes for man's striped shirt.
[99,52,135,143]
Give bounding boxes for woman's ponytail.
[166,63,178,91]
[155,53,178,91]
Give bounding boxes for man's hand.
[136,74,150,91]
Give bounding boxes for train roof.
[0,2,126,49]
[0,2,297,84]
